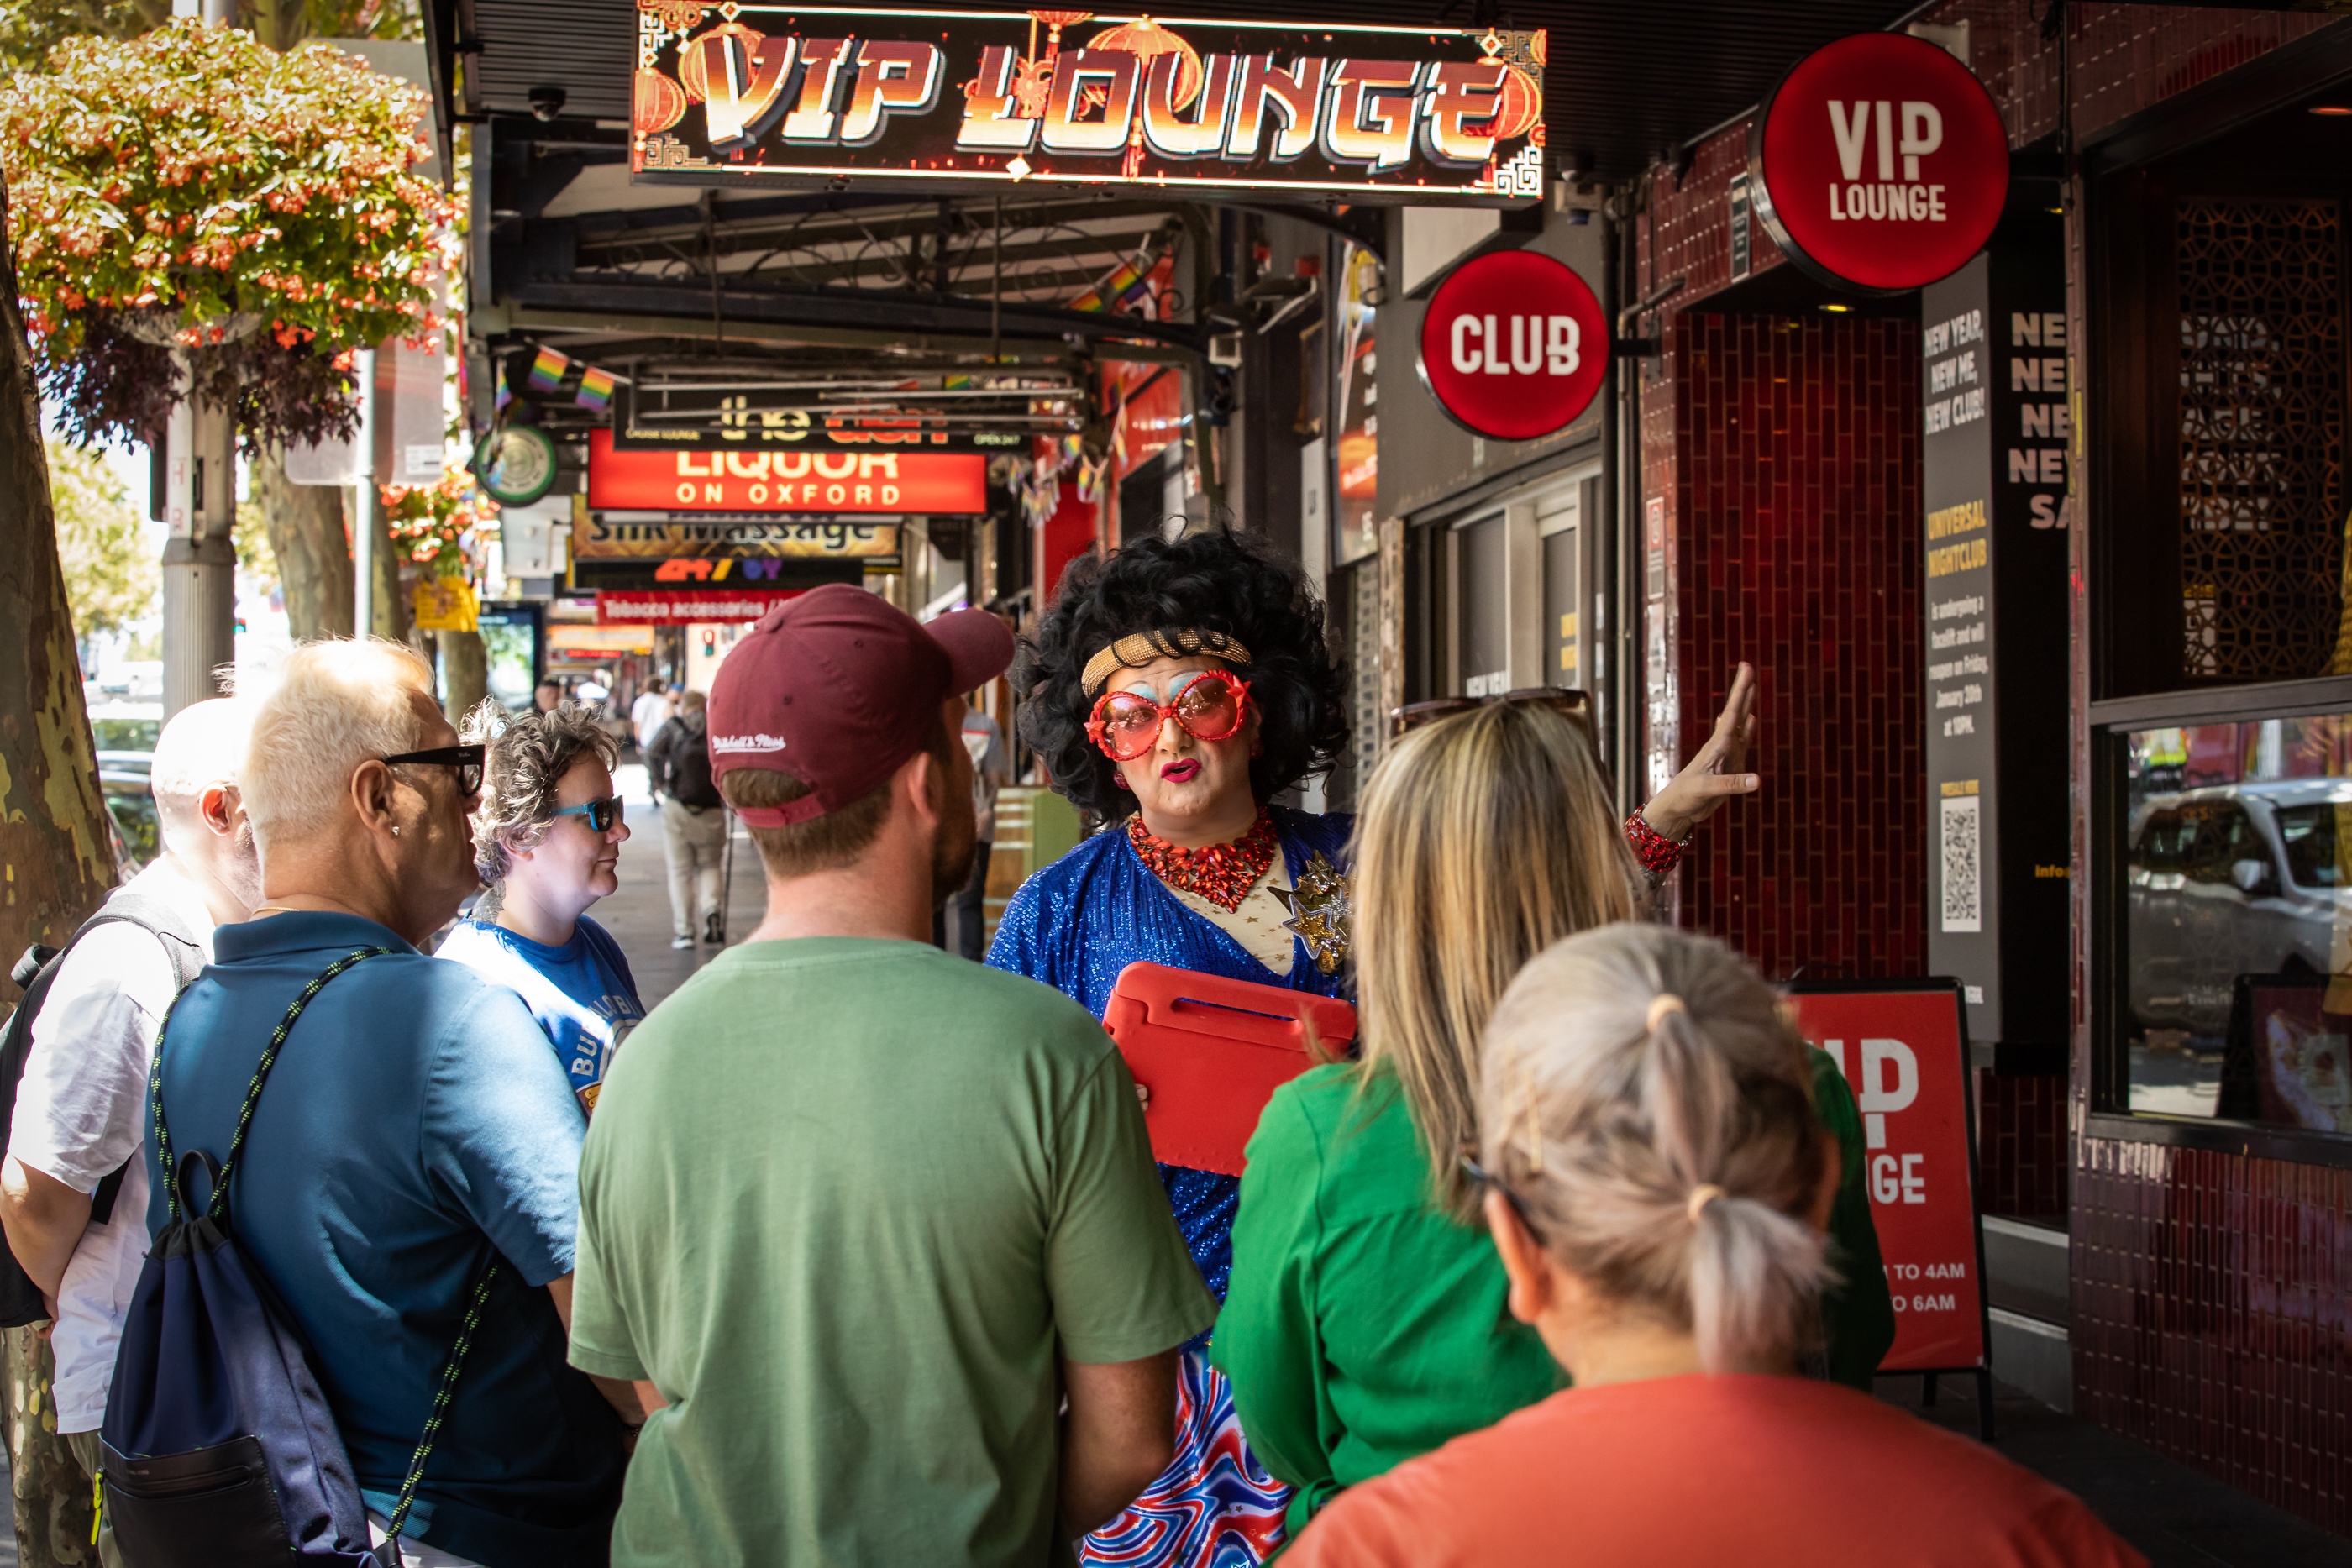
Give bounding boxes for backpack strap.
[375,1252,501,1561]
[151,947,395,1226]
[71,894,206,1226]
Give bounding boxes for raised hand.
[1640,662,1761,842]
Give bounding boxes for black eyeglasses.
[550,794,625,834]
[1393,687,1594,742]
[1459,1151,1543,1237]
[381,744,486,796]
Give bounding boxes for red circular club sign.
[1748,33,2008,293]
[1416,250,1609,441]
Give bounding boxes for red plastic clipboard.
[1103,961,1359,1177]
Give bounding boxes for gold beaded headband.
[1080,629,1254,697]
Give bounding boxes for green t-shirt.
[1213,1047,1895,1538]
[569,938,1216,1568]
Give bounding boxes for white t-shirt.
[632,690,671,749]
[11,860,215,1434]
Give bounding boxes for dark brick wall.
[1646,311,1927,981]
[1976,1070,2068,1219]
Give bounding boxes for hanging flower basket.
[113,304,264,349]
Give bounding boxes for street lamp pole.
[354,347,376,639]
[159,356,237,718]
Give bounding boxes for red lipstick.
[1161,759,1201,783]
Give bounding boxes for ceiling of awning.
[443,0,1935,182]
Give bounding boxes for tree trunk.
[254,443,353,641]
[443,628,488,723]
[0,176,109,1568]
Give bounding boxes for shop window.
[2176,197,2345,683]
[2118,714,2352,1135]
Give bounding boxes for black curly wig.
[1016,529,1350,820]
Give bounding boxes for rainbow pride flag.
[575,364,616,410]
[527,345,570,392]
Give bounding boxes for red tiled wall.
[1647,311,1926,980]
[1976,1071,2068,1219]
[2075,1144,2352,1534]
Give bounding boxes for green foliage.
[48,439,158,641]
[0,1,167,73]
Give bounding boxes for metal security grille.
[2176,197,2345,681]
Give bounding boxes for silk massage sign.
[628,7,1548,202]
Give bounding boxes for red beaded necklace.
[1128,811,1279,912]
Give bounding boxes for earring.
[391,826,402,836]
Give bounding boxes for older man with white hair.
[1,696,260,1568]
[134,639,630,1568]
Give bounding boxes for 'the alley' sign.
[1787,980,1988,1374]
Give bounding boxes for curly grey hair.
[463,698,621,884]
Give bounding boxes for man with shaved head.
[2,697,261,1567]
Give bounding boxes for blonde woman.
[1212,705,1893,1537]
[1284,926,2138,1567]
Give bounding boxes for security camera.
[529,87,566,123]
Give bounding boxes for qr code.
[1940,794,1982,933]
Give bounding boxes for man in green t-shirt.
[569,586,1215,1567]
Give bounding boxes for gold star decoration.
[1274,852,1352,976]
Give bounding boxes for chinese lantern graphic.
[1017,10,1095,117]
[634,69,687,135]
[679,20,765,103]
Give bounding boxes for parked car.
[99,756,160,873]
[2126,779,2352,1041]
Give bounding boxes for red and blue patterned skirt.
[1078,1348,1289,1567]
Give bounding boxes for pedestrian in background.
[440,701,643,1118]
[569,586,1210,1567]
[143,639,632,1568]
[535,678,564,714]
[0,699,260,1568]
[934,697,1009,959]
[631,682,677,758]
[1284,926,2140,1568]
[645,690,728,951]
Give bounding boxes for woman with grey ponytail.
[1284,926,2143,1568]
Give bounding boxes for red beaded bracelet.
[1624,811,1687,878]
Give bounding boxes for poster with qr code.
[1940,794,1982,933]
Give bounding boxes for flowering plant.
[0,19,457,448]
[382,465,498,576]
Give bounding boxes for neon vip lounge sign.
[1748,32,2008,292]
[630,8,1548,201]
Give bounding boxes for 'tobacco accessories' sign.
[585,430,987,514]
[1415,250,1608,440]
[1747,33,2008,293]
[631,8,1548,202]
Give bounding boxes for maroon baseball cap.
[706,584,1015,827]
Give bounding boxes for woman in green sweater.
[1211,701,1896,1538]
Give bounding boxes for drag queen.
[988,528,1756,1565]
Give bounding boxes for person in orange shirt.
[1284,924,2145,1568]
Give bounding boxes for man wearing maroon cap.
[566,585,1215,1568]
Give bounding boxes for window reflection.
[2125,716,2352,1134]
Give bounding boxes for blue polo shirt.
[145,912,625,1567]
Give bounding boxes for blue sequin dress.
[987,804,1352,1568]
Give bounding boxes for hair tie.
[1686,1183,1725,1223]
[1646,994,1688,1031]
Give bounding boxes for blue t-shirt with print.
[437,915,643,1115]
[145,911,624,1566]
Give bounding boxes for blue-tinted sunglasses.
[550,794,625,834]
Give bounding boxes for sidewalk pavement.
[1876,1374,2347,1565]
[600,763,769,1009]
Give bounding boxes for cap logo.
[711,732,789,753]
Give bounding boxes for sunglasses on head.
[381,744,486,797]
[1391,687,1594,742]
[1087,669,1252,763]
[1459,1151,1546,1240]
[550,794,625,834]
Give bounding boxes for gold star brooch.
[1274,852,1352,976]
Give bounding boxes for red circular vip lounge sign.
[1416,250,1609,441]
[1749,32,2009,293]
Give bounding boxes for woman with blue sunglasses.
[438,700,645,1117]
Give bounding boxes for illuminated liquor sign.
[585,429,987,515]
[1747,32,2008,293]
[630,8,1548,202]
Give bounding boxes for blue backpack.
[99,948,501,1568]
